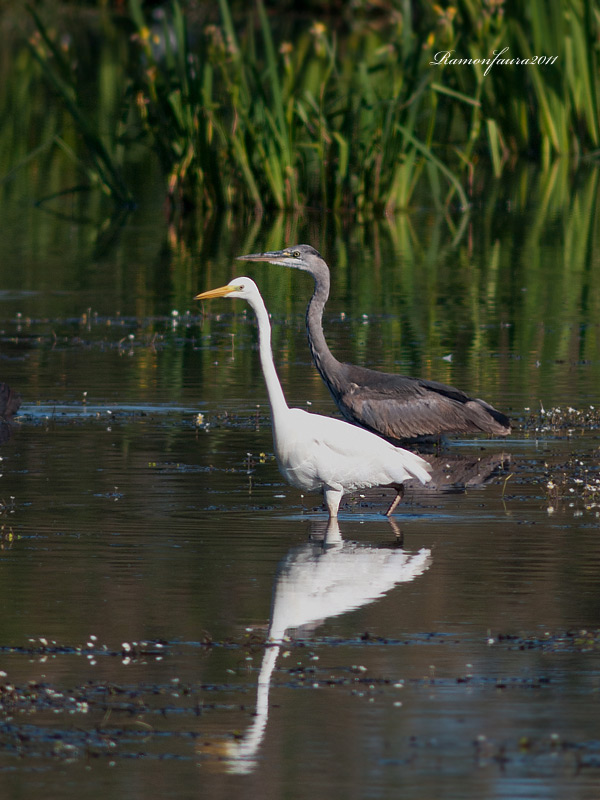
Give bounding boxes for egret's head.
[237,244,324,274]
[195,276,258,303]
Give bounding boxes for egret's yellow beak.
[194,284,239,301]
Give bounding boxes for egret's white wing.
[275,409,431,491]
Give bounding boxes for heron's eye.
[292,250,301,258]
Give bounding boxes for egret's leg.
[324,486,343,519]
[384,484,405,516]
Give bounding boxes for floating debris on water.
[541,452,600,513]
[522,404,600,433]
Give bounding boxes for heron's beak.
[194,285,239,301]
[237,249,291,264]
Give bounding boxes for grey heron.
[238,244,511,442]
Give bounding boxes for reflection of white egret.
[268,521,430,641]
[222,518,431,773]
[195,279,431,518]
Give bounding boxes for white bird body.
[195,278,431,518]
[273,407,431,494]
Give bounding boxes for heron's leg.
[384,483,405,516]
[324,485,343,519]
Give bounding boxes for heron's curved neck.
[307,270,342,380]
[247,293,289,423]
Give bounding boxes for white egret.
[195,278,431,518]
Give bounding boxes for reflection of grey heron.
[238,245,511,442]
[195,278,431,518]
[221,518,431,774]
[344,450,512,514]
[407,450,511,492]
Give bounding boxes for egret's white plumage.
[195,278,431,517]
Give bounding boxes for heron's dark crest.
[237,245,511,442]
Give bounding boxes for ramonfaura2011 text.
[430,47,558,77]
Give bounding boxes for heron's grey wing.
[337,371,510,440]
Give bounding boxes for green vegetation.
[9,0,600,212]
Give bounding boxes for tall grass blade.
[486,119,503,178]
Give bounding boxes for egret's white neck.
[246,291,290,424]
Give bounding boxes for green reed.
[444,0,599,165]
[125,0,472,211]
[20,0,600,212]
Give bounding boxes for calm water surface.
[1,181,600,798]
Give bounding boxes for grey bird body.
[238,244,510,443]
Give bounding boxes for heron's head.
[237,244,324,274]
[195,277,258,303]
